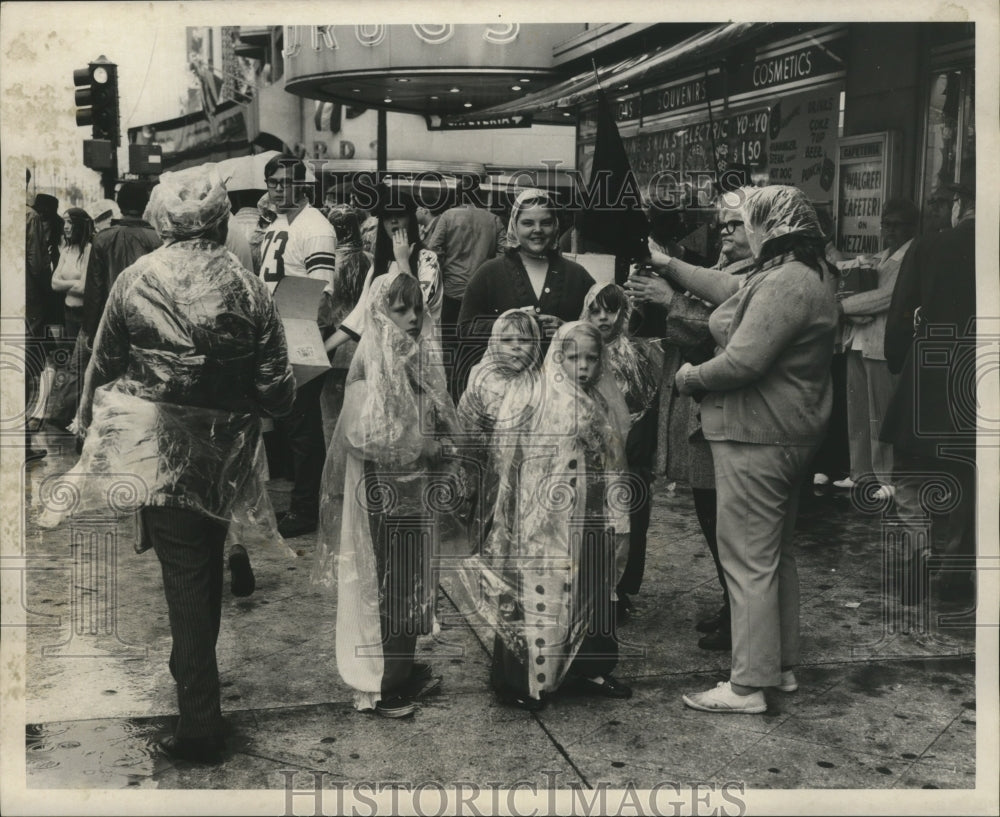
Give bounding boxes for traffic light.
[73,57,119,145]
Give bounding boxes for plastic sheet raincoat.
[457,308,543,548]
[460,322,632,702]
[312,270,463,710]
[39,174,295,545]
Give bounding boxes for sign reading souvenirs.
[426,114,533,131]
[835,132,900,255]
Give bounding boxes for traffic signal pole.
[73,56,120,198]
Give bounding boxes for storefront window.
[921,65,974,232]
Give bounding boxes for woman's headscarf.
[581,283,663,426]
[145,165,231,240]
[742,185,825,260]
[458,308,542,436]
[505,188,559,251]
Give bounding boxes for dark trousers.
[692,486,729,614]
[810,351,850,480]
[618,407,659,597]
[276,375,326,519]
[440,294,463,398]
[142,506,229,740]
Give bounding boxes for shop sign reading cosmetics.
[730,31,847,98]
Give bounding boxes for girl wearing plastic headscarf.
[464,321,632,711]
[312,269,462,719]
[580,282,664,619]
[41,165,295,762]
[457,189,596,382]
[457,308,543,548]
[648,185,838,713]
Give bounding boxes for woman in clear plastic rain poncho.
[581,282,665,620]
[312,269,463,718]
[463,320,634,711]
[39,164,295,761]
[652,185,838,714]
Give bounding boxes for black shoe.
[498,690,547,712]
[375,696,417,718]
[401,663,442,698]
[228,545,256,597]
[157,734,225,764]
[25,447,47,463]
[697,628,732,651]
[696,606,729,634]
[277,512,317,538]
[575,674,633,699]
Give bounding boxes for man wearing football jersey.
[262,155,337,537]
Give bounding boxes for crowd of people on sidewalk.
[24,155,977,763]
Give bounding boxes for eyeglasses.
[719,219,744,235]
[265,177,289,189]
[880,219,913,228]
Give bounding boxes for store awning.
[450,22,774,121]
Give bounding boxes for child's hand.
[392,228,411,270]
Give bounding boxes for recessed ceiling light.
[397,78,410,83]
[562,112,571,117]
[463,102,473,108]
[384,97,392,103]
[430,95,439,100]
[520,78,531,83]
[511,85,522,91]
[449,87,461,93]
[352,88,361,93]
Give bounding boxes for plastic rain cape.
[311,269,463,592]
[457,322,632,699]
[36,241,295,551]
[457,309,543,549]
[580,282,665,426]
[311,270,465,708]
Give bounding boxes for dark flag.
[580,90,650,284]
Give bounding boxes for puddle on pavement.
[26,719,173,788]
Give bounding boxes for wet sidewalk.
[13,429,981,801]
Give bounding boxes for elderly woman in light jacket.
[646,186,838,713]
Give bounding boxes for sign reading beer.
[766,84,841,201]
[835,132,900,255]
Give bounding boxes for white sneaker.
[832,477,856,489]
[813,473,830,485]
[682,681,767,714]
[776,670,798,692]
[872,484,896,502]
